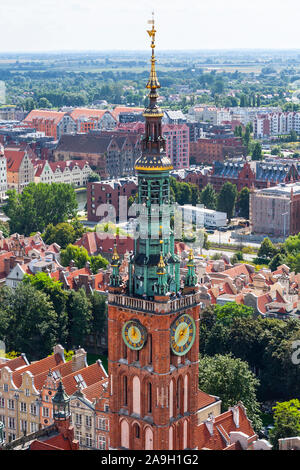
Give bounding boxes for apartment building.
[254,111,300,138]
[23,110,76,140]
[87,177,138,222]
[250,182,300,237]
[163,124,189,169]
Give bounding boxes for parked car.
[206,229,215,234]
[218,226,227,232]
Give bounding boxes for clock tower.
[108,18,203,450]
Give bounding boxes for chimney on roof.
[53,344,65,362]
[72,348,87,372]
[204,413,215,436]
[229,405,240,428]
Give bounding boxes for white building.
[34,160,93,187]
[179,204,227,228]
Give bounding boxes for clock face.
[170,314,196,356]
[122,320,147,351]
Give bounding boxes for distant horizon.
[1,0,300,53]
[1,48,300,55]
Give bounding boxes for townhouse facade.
[5,147,35,192]
[34,159,92,187]
[0,346,108,446]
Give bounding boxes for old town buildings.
[0,345,108,449]
[54,133,141,179]
[34,159,92,187]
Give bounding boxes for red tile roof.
[5,149,26,172]
[12,353,64,388]
[24,110,67,125]
[197,390,219,410]
[62,361,107,396]
[81,378,108,403]
[197,405,256,450]
[0,355,28,372]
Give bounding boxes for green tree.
[66,288,92,348]
[0,284,59,359]
[217,182,238,221]
[42,222,76,249]
[200,184,217,210]
[252,142,263,161]
[60,244,90,269]
[198,354,262,432]
[258,237,277,261]
[269,400,300,449]
[88,172,101,182]
[3,183,78,236]
[23,272,68,345]
[237,187,250,219]
[269,253,287,272]
[38,97,52,108]
[0,221,10,238]
[89,254,109,274]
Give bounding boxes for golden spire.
[187,248,195,267]
[146,12,160,90]
[111,239,120,266]
[157,240,165,273]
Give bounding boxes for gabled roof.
[55,134,114,154]
[0,354,28,372]
[24,110,67,125]
[5,149,26,172]
[70,108,115,122]
[62,360,107,396]
[197,404,256,450]
[12,353,65,388]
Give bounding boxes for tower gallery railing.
[108,291,202,315]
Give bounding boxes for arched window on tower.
[123,376,128,406]
[147,382,152,414]
[148,334,152,364]
[134,423,140,439]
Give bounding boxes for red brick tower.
[108,17,202,450]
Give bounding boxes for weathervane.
[146,11,160,91]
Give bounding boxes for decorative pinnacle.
[111,240,120,266]
[146,12,160,90]
[157,252,166,270]
[157,240,165,272]
[187,248,195,266]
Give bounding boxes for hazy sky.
[1,0,300,52]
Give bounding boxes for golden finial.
[157,252,165,270]
[146,12,160,90]
[187,248,195,267]
[111,240,120,266]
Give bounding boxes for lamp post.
[282,211,289,241]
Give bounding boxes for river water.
[76,189,87,212]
